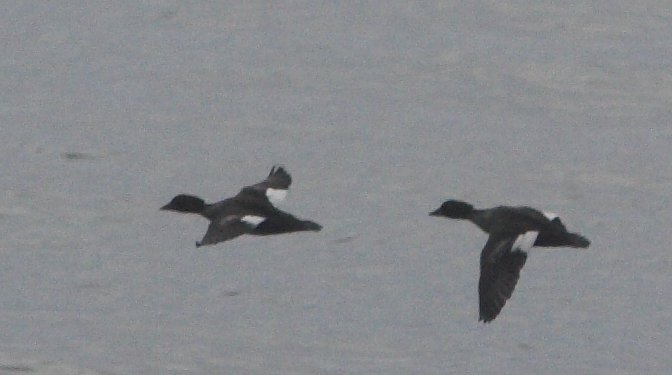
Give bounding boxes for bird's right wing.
[196,216,248,247]
[478,230,538,322]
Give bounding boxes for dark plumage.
[161,166,322,247]
[430,199,590,323]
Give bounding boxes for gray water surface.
[1,1,671,374]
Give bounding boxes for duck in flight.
[430,199,590,323]
[161,166,322,247]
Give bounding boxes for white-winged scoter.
[161,166,322,247]
[430,199,590,323]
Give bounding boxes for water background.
[1,1,671,374]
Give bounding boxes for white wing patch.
[543,211,559,221]
[512,231,539,252]
[241,215,266,227]
[265,188,287,205]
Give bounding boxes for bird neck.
[468,209,492,233]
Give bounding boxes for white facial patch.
[543,211,558,221]
[265,188,287,205]
[512,231,539,252]
[241,215,266,227]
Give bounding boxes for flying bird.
[162,166,322,247]
[430,199,590,322]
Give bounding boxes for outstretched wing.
[478,230,537,322]
[196,216,247,247]
[196,214,271,247]
[235,165,292,206]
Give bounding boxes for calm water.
[1,1,671,374]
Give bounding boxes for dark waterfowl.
[430,199,590,323]
[162,166,321,247]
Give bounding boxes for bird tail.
[534,231,591,248]
[565,232,590,248]
[300,220,322,231]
